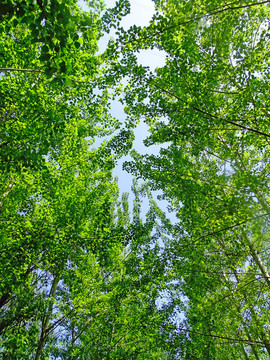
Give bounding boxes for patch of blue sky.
[81,0,171,214]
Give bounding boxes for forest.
[0,0,270,358]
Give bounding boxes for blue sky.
[101,0,166,195]
[80,0,172,217]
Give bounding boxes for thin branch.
[177,326,270,346]
[122,0,270,47]
[152,83,270,138]
[0,67,43,73]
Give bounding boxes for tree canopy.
[1,0,270,358]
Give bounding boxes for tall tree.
[123,0,270,358]
[0,0,172,359]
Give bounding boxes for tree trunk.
[35,275,59,360]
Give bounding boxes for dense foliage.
[1,0,270,359]
[123,0,270,358]
[0,1,169,358]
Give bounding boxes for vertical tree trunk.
[35,275,59,360]
[223,270,261,360]
[241,232,270,291]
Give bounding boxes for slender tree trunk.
[68,323,76,360]
[35,275,59,360]
[222,270,261,360]
[241,232,270,291]
[218,238,270,357]
[234,268,270,357]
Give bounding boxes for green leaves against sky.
[1,0,270,359]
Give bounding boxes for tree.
[0,1,172,359]
[123,0,270,358]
